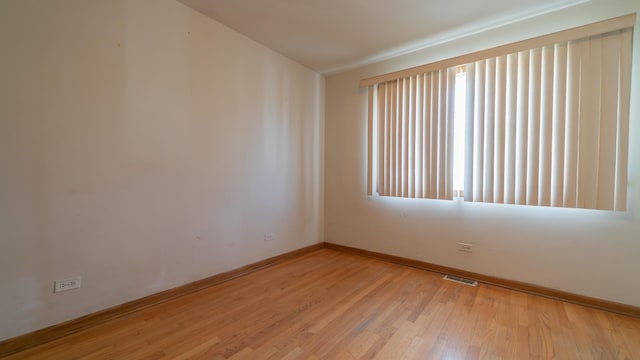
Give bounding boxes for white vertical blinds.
[463,28,633,210]
[364,14,634,211]
[375,70,455,199]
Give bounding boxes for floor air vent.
[443,275,478,286]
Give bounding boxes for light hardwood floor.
[6,249,640,359]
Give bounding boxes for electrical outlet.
[54,277,81,293]
[458,243,473,252]
[264,233,274,242]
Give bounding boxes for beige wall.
[0,0,324,340]
[325,0,640,307]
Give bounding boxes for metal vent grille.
[443,275,478,286]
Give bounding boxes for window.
[364,14,634,211]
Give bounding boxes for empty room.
[1,0,640,358]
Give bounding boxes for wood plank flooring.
[6,249,640,359]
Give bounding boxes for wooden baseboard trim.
[0,243,323,358]
[4,241,637,357]
[323,242,640,319]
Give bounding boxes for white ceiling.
[177,0,586,74]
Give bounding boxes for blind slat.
[367,85,374,196]
[384,84,391,195]
[473,61,485,202]
[527,48,541,205]
[415,75,424,198]
[563,40,580,208]
[390,80,397,196]
[615,28,632,211]
[408,77,416,197]
[423,73,431,196]
[446,68,456,200]
[550,43,567,207]
[504,54,518,204]
[515,51,529,205]
[377,83,386,195]
[484,58,496,202]
[464,64,476,202]
[402,78,410,197]
[438,70,448,199]
[494,56,507,204]
[539,46,554,206]
[429,73,438,198]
